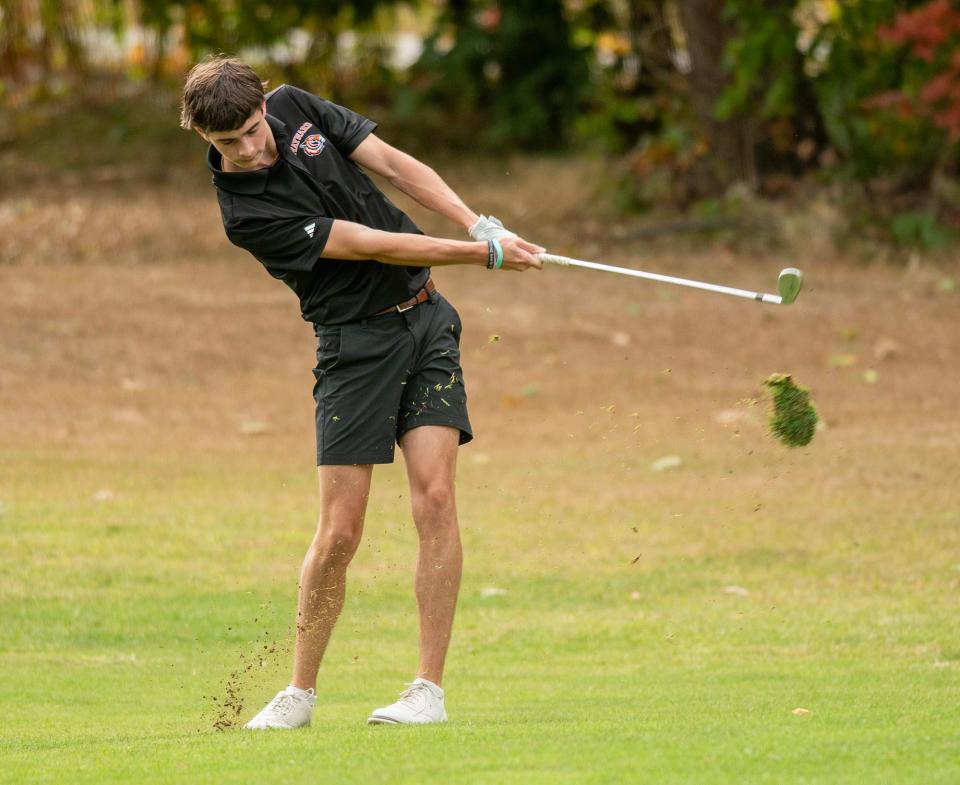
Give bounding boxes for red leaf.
[863,90,911,111]
[881,0,960,58]
[921,72,954,103]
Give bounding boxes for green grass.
[1,448,958,784]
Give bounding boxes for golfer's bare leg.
[400,425,463,687]
[290,464,373,691]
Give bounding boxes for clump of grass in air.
[763,373,818,447]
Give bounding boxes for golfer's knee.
[411,480,456,523]
[311,520,363,562]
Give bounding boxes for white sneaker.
[368,678,447,725]
[244,685,316,730]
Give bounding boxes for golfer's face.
[206,104,271,169]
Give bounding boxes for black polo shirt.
[208,84,429,325]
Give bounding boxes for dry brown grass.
[2,156,959,481]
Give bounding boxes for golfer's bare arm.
[321,220,543,271]
[349,135,478,231]
[337,135,541,268]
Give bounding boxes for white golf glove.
[468,214,517,242]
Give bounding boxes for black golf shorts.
[312,290,473,465]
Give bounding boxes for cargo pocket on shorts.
[313,327,343,380]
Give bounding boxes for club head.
[778,268,804,305]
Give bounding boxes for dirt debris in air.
[204,639,281,731]
[202,603,288,732]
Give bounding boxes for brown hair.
[180,56,268,131]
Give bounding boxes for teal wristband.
[492,238,504,269]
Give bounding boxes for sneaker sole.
[367,715,447,725]
[367,715,400,725]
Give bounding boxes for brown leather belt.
[375,278,436,315]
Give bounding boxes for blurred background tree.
[1,0,957,244]
[394,0,590,149]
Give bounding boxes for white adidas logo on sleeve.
[304,222,316,238]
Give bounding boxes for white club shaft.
[538,253,782,305]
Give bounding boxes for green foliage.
[614,110,710,209]
[890,208,954,248]
[137,0,381,57]
[569,2,675,154]
[764,373,818,448]
[3,0,960,238]
[397,0,590,150]
[575,90,662,153]
[717,0,801,122]
[803,1,955,185]
[0,0,387,97]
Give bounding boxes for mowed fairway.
[2,163,959,783]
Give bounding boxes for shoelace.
[266,692,298,717]
[396,682,431,707]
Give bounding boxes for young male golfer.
[180,57,542,728]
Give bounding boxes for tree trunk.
[0,0,26,82]
[676,0,756,191]
[624,0,677,90]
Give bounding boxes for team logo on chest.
[288,122,327,157]
[301,134,326,156]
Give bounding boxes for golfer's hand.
[469,214,516,242]
[500,236,544,271]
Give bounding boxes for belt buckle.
[395,300,416,313]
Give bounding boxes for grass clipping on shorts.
[763,373,818,447]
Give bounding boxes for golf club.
[538,253,804,305]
